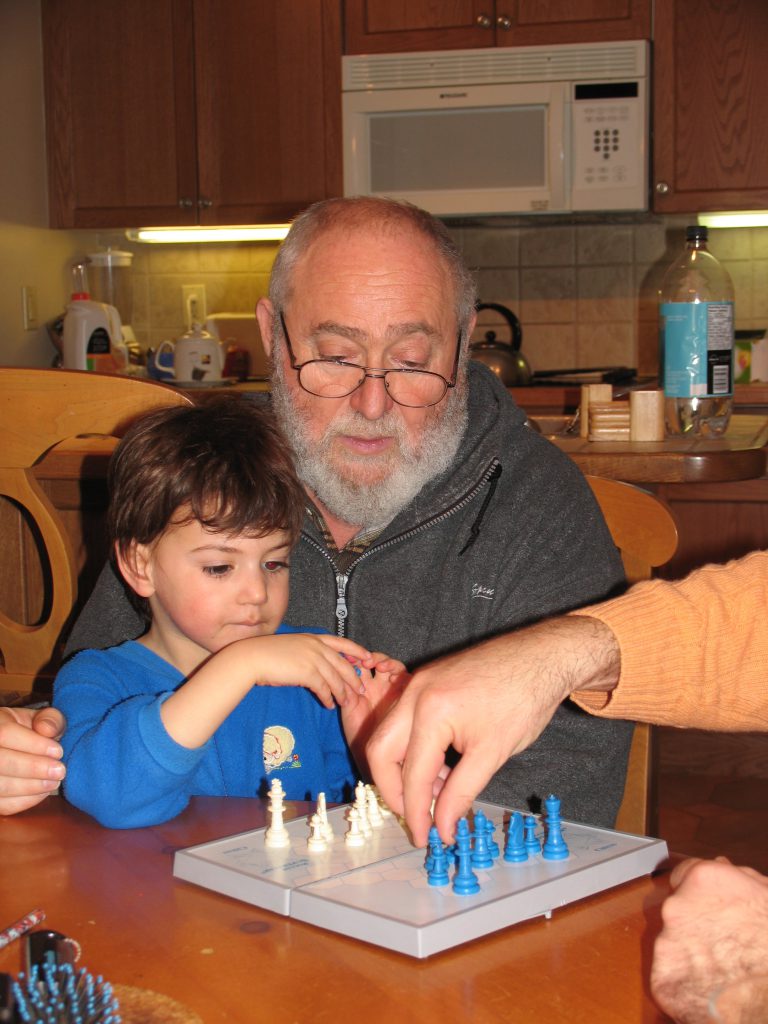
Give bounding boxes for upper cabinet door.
[344,1,494,54]
[653,0,768,213]
[510,1,650,45]
[343,0,650,54]
[42,0,342,228]
[43,0,198,229]
[193,0,341,224]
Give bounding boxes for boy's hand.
[340,653,410,773]
[247,632,373,710]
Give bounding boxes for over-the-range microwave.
[342,40,649,217]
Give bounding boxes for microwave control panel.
[570,81,647,210]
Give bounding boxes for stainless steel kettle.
[470,302,532,386]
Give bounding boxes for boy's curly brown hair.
[108,396,304,620]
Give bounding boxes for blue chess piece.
[485,817,500,858]
[524,815,541,855]
[426,825,450,886]
[471,810,493,869]
[452,818,480,895]
[503,811,528,863]
[542,794,569,860]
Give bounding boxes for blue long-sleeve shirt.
[53,624,356,828]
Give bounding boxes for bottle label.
[661,301,733,398]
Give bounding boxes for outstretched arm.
[0,707,66,815]
[366,616,620,846]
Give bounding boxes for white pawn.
[345,807,366,847]
[317,792,334,841]
[265,779,290,848]
[355,789,372,838]
[366,785,384,828]
[373,786,393,818]
[307,813,328,852]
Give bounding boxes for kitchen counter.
[543,414,768,484]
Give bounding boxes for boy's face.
[125,516,292,672]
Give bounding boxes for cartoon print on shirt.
[263,725,302,772]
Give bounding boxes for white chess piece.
[344,807,366,847]
[317,792,334,841]
[265,779,290,848]
[307,813,328,852]
[366,785,384,828]
[373,786,393,818]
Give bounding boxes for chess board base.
[173,800,668,958]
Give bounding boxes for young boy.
[53,397,405,828]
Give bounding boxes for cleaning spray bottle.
[62,261,126,372]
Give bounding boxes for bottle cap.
[686,225,708,241]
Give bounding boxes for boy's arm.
[54,655,203,828]
[160,633,372,749]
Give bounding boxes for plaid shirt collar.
[305,502,381,570]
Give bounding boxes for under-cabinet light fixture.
[697,211,768,229]
[125,225,291,244]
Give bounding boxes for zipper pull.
[335,573,349,633]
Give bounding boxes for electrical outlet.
[22,285,39,330]
[182,283,206,329]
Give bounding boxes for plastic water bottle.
[659,225,734,436]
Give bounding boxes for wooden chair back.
[0,369,192,702]
[585,475,679,834]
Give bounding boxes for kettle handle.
[475,302,523,352]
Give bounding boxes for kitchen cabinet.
[42,0,342,228]
[653,0,768,213]
[343,1,651,54]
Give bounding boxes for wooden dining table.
[0,796,674,1023]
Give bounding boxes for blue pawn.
[542,793,569,860]
[485,817,500,858]
[524,815,541,855]
[452,818,481,895]
[470,810,493,869]
[426,825,450,886]
[503,811,528,863]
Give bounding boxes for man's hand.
[366,616,621,847]
[341,654,409,774]
[651,857,768,1023]
[0,707,66,815]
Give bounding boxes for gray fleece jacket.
[65,363,630,826]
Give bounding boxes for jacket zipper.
[301,458,501,636]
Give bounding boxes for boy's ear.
[115,541,156,598]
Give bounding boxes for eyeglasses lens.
[298,361,446,408]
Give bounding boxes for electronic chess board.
[173,796,668,958]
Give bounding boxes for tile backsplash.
[120,216,768,378]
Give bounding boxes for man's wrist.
[557,615,621,695]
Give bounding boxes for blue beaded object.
[11,962,121,1023]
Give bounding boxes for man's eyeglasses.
[279,312,461,409]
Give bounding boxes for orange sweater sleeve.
[569,550,768,731]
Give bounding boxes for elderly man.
[0,196,629,822]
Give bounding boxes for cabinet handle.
[198,198,213,209]
[655,182,670,195]
[476,13,492,28]
[178,197,194,208]
[496,14,512,30]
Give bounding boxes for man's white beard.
[271,361,468,533]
